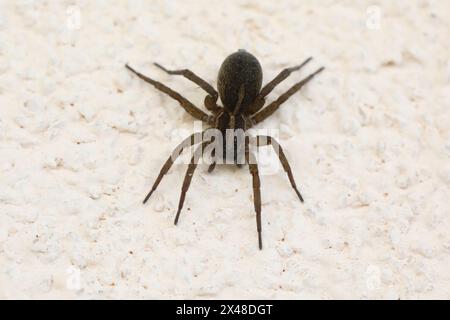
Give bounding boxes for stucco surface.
[0,0,449,299]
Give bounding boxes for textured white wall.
[0,0,449,299]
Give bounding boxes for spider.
[125,49,324,249]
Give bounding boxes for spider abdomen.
[217,50,263,114]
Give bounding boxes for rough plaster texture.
[0,0,450,299]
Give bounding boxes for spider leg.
[246,57,312,115]
[207,148,216,173]
[125,64,213,123]
[154,63,222,114]
[245,137,263,249]
[208,162,217,173]
[174,141,211,225]
[255,135,304,202]
[260,57,313,98]
[143,131,204,204]
[251,67,325,125]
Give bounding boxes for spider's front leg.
[245,137,263,250]
[254,135,304,202]
[143,131,205,204]
[207,148,217,173]
[175,140,212,225]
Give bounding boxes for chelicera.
[126,50,324,249]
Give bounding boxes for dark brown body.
[217,49,263,115]
[215,50,263,163]
[126,49,324,249]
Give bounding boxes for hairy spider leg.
[174,140,212,225]
[251,67,325,125]
[246,57,313,115]
[245,137,263,249]
[153,63,222,113]
[208,148,216,173]
[143,131,204,204]
[125,64,213,123]
[255,135,304,202]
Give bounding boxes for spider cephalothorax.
[126,49,324,249]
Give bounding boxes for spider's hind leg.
[251,66,324,125]
[125,64,212,123]
[246,57,313,115]
[153,62,221,113]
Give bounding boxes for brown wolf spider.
[126,49,324,249]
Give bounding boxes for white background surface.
[0,0,449,299]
